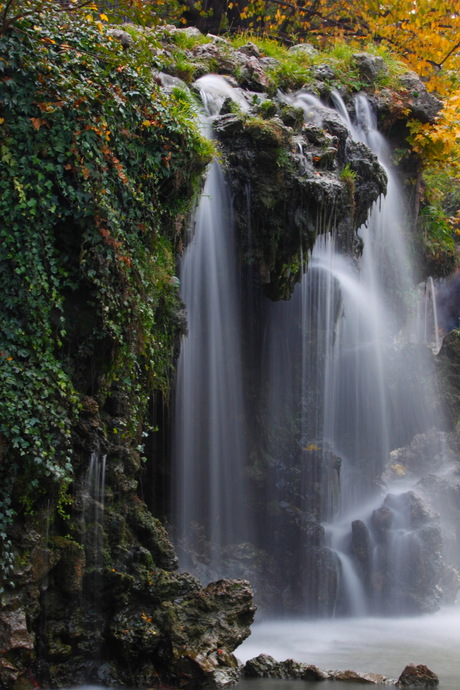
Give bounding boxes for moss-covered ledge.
[214,103,387,299]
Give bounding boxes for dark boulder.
[397,663,439,686]
[353,53,388,84]
[398,73,442,124]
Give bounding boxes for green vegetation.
[228,34,405,93]
[418,205,457,277]
[0,4,210,591]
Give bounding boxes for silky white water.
[261,90,446,616]
[172,76,251,579]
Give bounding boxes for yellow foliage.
[222,0,459,97]
[304,443,321,451]
[409,92,460,159]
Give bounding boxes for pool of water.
[235,606,460,688]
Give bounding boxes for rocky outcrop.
[242,654,432,685]
[214,94,387,299]
[243,654,330,680]
[2,415,256,688]
[146,25,436,299]
[397,73,442,124]
[243,655,440,686]
[165,579,255,687]
[397,664,439,687]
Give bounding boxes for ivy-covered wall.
[0,6,210,591]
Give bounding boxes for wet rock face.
[437,330,460,429]
[215,99,387,300]
[351,490,450,614]
[1,413,256,690]
[380,429,460,605]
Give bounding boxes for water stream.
[172,76,251,579]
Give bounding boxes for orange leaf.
[30,118,42,131]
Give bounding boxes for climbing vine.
[0,3,210,589]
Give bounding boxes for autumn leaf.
[30,117,42,130]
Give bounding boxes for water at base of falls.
[235,607,460,689]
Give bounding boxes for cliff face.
[0,10,255,689]
[0,9,454,689]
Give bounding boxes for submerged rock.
[330,668,395,684]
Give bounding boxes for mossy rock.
[125,496,178,571]
[50,537,85,595]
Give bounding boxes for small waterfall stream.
[172,76,250,579]
[84,451,107,575]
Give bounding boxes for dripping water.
[83,452,107,595]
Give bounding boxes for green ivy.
[0,5,210,590]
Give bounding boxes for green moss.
[244,115,288,147]
[257,99,278,118]
[230,34,405,94]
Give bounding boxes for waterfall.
[258,91,447,616]
[309,93,444,614]
[172,77,250,580]
[172,80,451,616]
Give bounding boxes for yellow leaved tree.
[223,0,460,94]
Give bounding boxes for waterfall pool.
[235,605,460,688]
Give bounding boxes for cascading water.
[262,91,449,616]
[240,90,452,618]
[83,451,107,574]
[173,77,454,620]
[172,76,250,580]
